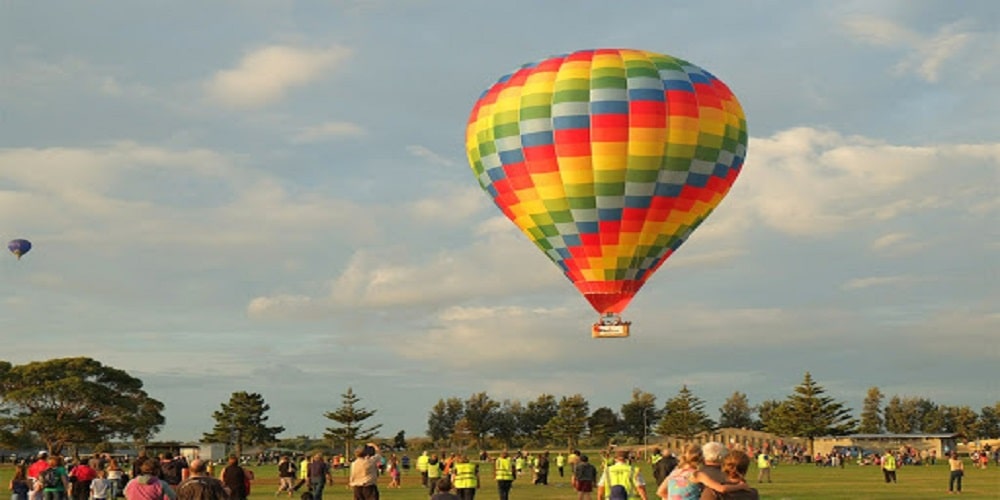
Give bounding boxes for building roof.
[847,433,960,439]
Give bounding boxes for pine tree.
[782,372,856,455]
[324,387,382,456]
[202,391,284,458]
[544,394,590,449]
[655,385,714,442]
[858,387,884,434]
[620,388,658,443]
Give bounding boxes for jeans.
[949,470,963,492]
[310,480,325,500]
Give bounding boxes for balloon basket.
[591,315,631,338]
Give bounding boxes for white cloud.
[205,44,352,108]
[842,275,923,290]
[734,128,1000,237]
[842,17,990,83]
[406,145,457,167]
[407,185,489,225]
[291,121,366,143]
[871,232,926,256]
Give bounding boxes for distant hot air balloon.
[8,239,32,260]
[465,48,748,337]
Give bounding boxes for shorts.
[575,480,593,492]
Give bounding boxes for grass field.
[4,460,997,500]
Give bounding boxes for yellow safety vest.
[757,454,770,469]
[427,461,442,479]
[882,454,896,471]
[417,454,429,472]
[495,458,513,481]
[603,463,638,499]
[453,463,477,489]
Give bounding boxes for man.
[535,452,550,485]
[416,451,430,487]
[430,478,460,500]
[175,459,227,500]
[68,459,98,500]
[556,453,566,478]
[700,442,729,500]
[220,455,247,500]
[652,448,677,488]
[161,453,189,488]
[273,455,295,497]
[755,451,771,484]
[348,443,381,500]
[572,455,597,500]
[881,450,897,484]
[596,449,647,500]
[494,451,514,500]
[451,454,479,500]
[307,454,332,500]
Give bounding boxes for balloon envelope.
[465,48,748,314]
[8,239,32,259]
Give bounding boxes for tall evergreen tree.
[520,394,558,446]
[491,399,522,449]
[858,387,884,434]
[544,394,590,449]
[979,403,1000,439]
[656,385,714,441]
[203,391,284,458]
[324,387,381,456]
[781,372,856,455]
[718,392,754,429]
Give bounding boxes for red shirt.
[28,459,49,479]
[70,464,98,482]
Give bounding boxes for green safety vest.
[453,463,477,489]
[427,461,442,478]
[603,463,639,499]
[495,457,513,481]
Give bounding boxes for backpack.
[609,484,629,500]
[41,468,61,489]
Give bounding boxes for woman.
[9,464,31,500]
[719,451,759,500]
[948,451,964,494]
[105,459,123,499]
[656,444,747,500]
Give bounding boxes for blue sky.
[1,0,997,442]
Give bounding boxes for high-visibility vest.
[453,463,477,489]
[556,455,565,467]
[882,454,896,471]
[603,463,638,499]
[495,458,513,481]
[757,454,771,469]
[417,454,429,472]
[651,455,661,465]
[427,461,442,479]
[515,457,525,470]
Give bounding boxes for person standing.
[652,449,677,488]
[175,460,227,500]
[348,443,381,500]
[220,456,247,500]
[451,455,479,500]
[881,450,897,484]
[306,454,331,500]
[417,452,430,488]
[124,459,175,500]
[556,453,566,478]
[535,452,550,486]
[596,449,647,500]
[947,451,964,494]
[9,464,31,500]
[572,455,597,500]
[754,451,771,484]
[426,454,443,497]
[494,451,515,500]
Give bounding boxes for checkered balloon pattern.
[466,49,748,315]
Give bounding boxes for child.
[91,470,111,500]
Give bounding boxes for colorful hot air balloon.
[8,239,32,260]
[465,48,748,337]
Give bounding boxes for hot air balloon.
[8,239,32,260]
[465,49,748,338]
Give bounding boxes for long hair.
[677,444,703,470]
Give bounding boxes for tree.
[858,387,884,434]
[393,430,407,450]
[620,388,658,443]
[323,387,381,456]
[491,400,522,449]
[941,405,979,437]
[587,407,620,446]
[427,398,464,446]
[520,394,558,446]
[978,403,1000,439]
[718,392,754,429]
[781,372,856,455]
[202,391,284,458]
[0,357,165,455]
[757,400,794,435]
[883,396,915,433]
[656,385,714,442]
[463,392,499,450]
[544,394,590,449]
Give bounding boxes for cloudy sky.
[1,1,997,442]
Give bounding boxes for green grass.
[3,461,997,499]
